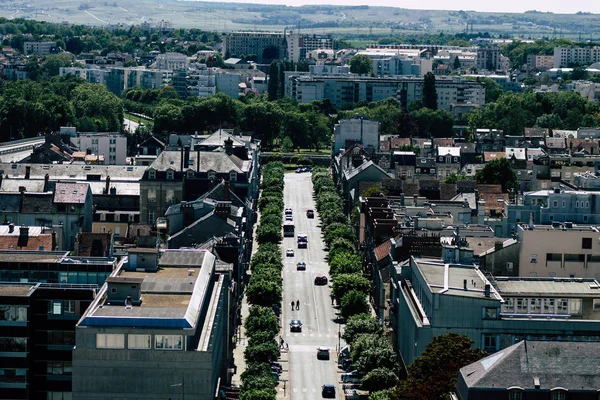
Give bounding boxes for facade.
[333,117,380,154]
[553,46,600,68]
[72,249,232,400]
[155,52,188,70]
[357,49,433,77]
[287,32,334,62]
[0,282,97,400]
[456,340,600,400]
[526,54,554,70]
[216,73,241,98]
[284,73,485,111]
[391,256,600,367]
[517,224,600,280]
[222,31,284,63]
[476,46,500,71]
[69,132,127,165]
[23,42,56,55]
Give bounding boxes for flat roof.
[413,257,500,300]
[494,277,600,297]
[0,283,37,297]
[0,251,68,263]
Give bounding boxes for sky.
[196,0,600,14]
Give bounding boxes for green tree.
[256,223,283,244]
[475,157,518,193]
[453,56,461,70]
[240,389,277,400]
[422,72,437,110]
[390,333,486,400]
[268,61,279,101]
[71,83,123,131]
[244,306,279,338]
[329,251,362,277]
[535,113,564,130]
[342,314,384,345]
[362,183,388,197]
[362,368,399,392]
[369,391,390,400]
[410,108,454,138]
[444,172,467,184]
[332,274,371,300]
[244,340,280,364]
[340,290,370,319]
[349,54,373,75]
[246,278,282,307]
[240,363,277,391]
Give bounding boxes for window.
[0,368,27,384]
[167,169,174,180]
[147,189,156,203]
[553,201,558,208]
[508,389,523,400]
[551,389,567,400]
[148,169,156,179]
[0,337,27,352]
[47,361,72,376]
[186,169,195,178]
[96,333,125,349]
[155,334,183,350]
[557,299,569,314]
[593,299,600,312]
[51,301,62,315]
[63,301,75,314]
[147,210,155,224]
[516,298,528,313]
[166,189,175,204]
[569,298,582,315]
[0,306,27,322]
[562,200,566,208]
[483,307,498,319]
[100,213,106,221]
[584,215,589,222]
[501,298,515,313]
[543,298,555,314]
[229,171,237,182]
[415,168,420,174]
[483,334,497,351]
[46,393,73,400]
[128,334,151,349]
[586,201,590,208]
[582,238,592,249]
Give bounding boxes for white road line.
[85,10,108,24]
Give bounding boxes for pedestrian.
[330,295,335,305]
[291,301,294,311]
[285,342,289,350]
[280,336,284,349]
[296,300,300,310]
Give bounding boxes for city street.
[281,172,344,399]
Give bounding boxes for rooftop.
[0,283,37,297]
[0,250,68,263]
[494,277,600,297]
[54,182,90,204]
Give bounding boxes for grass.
[124,112,153,125]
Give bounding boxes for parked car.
[285,215,293,221]
[314,275,328,285]
[341,370,362,383]
[339,358,352,371]
[321,384,336,398]
[317,347,330,360]
[286,248,294,257]
[290,319,302,332]
[306,209,315,218]
[285,208,293,215]
[297,262,306,271]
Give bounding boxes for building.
[333,117,380,154]
[72,249,232,400]
[0,282,97,400]
[287,31,334,62]
[553,46,600,68]
[67,130,127,165]
[391,256,600,367]
[357,48,433,77]
[155,52,188,70]
[526,54,554,70]
[23,41,56,55]
[284,73,485,111]
[216,72,241,98]
[517,223,600,280]
[222,31,285,63]
[476,46,500,71]
[0,224,55,251]
[456,340,600,400]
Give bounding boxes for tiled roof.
[374,239,392,262]
[477,184,503,194]
[440,183,457,200]
[0,230,53,251]
[149,150,250,174]
[21,193,53,213]
[483,151,506,162]
[402,182,419,197]
[53,182,89,204]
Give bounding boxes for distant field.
[1,0,599,39]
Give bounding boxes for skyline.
[195,0,599,15]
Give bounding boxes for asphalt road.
[123,117,140,133]
[282,172,343,399]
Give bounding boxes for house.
[72,249,233,400]
[92,189,140,238]
[456,340,600,400]
[436,147,461,179]
[75,232,113,257]
[333,116,380,154]
[414,158,437,180]
[342,160,392,208]
[392,151,416,181]
[135,136,165,166]
[483,151,505,163]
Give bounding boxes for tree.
[444,172,467,184]
[246,278,282,307]
[268,61,279,101]
[340,290,370,319]
[256,223,282,245]
[329,238,356,259]
[324,226,354,248]
[343,314,384,345]
[71,83,123,131]
[422,72,437,110]
[390,333,486,400]
[240,363,277,391]
[535,113,564,130]
[410,108,454,138]
[41,53,73,77]
[349,54,373,75]
[332,274,371,300]
[329,251,362,277]
[240,389,277,400]
[453,56,461,70]
[369,391,390,400]
[244,340,280,364]
[244,306,279,338]
[475,157,518,193]
[362,368,399,392]
[362,183,388,197]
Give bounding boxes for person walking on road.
[291,301,294,311]
[296,300,300,310]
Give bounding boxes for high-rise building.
[553,46,600,68]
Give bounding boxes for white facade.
[155,52,189,70]
[70,132,128,165]
[334,118,380,153]
[216,73,241,98]
[287,31,334,62]
[24,41,56,55]
[554,47,600,68]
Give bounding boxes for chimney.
[19,226,29,237]
[183,146,191,169]
[484,284,491,298]
[215,202,231,220]
[180,145,184,171]
[8,223,14,233]
[224,179,231,201]
[463,279,467,291]
[224,137,233,155]
[25,166,31,179]
[43,174,49,191]
[105,176,111,194]
[196,147,201,173]
[413,194,418,206]
[110,187,117,196]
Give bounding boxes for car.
[317,347,330,360]
[289,319,302,332]
[339,358,352,371]
[285,215,293,221]
[286,248,294,257]
[296,262,306,271]
[285,208,293,215]
[306,209,314,218]
[314,275,328,285]
[321,384,336,398]
[295,168,303,173]
[341,370,362,384]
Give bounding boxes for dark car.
[317,347,330,360]
[290,319,302,332]
[314,275,328,285]
[306,209,315,218]
[297,262,306,271]
[322,384,336,398]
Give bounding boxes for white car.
[286,248,294,257]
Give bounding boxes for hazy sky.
[199,0,599,14]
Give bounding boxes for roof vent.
[533,377,540,389]
[125,296,133,309]
[188,269,195,276]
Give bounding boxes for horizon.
[189,0,599,15]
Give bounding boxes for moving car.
[306,209,314,218]
[317,347,330,360]
[286,248,294,257]
[296,262,306,271]
[285,215,293,221]
[321,384,336,398]
[314,275,328,285]
[289,319,302,332]
[285,208,293,216]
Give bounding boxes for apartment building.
[357,48,433,77]
[154,52,188,70]
[284,73,485,110]
[391,256,600,366]
[333,117,380,154]
[222,31,285,63]
[72,249,232,400]
[23,41,56,55]
[553,46,600,68]
[69,132,127,165]
[287,31,334,62]
[526,54,554,70]
[476,46,500,71]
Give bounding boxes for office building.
[72,249,232,400]
[526,54,554,70]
